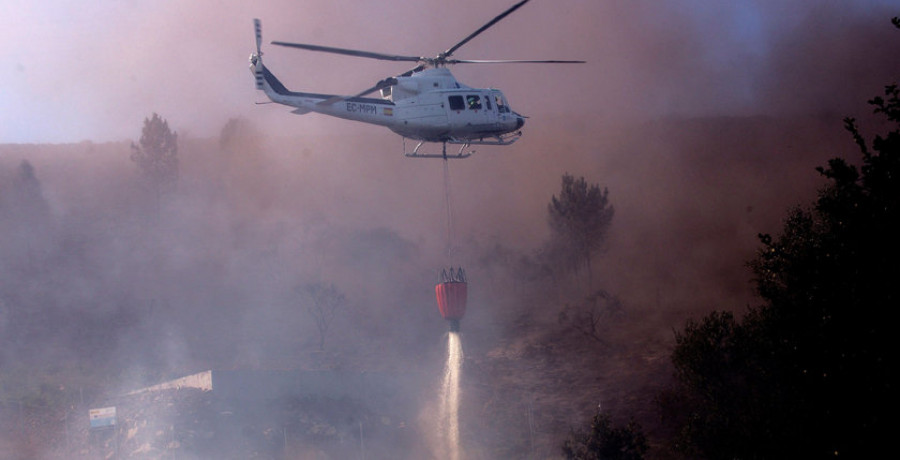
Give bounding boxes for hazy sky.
[1,0,898,143]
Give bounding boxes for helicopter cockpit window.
[495,95,509,113]
[467,95,482,110]
[448,95,465,111]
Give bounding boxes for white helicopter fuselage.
[252,58,525,145]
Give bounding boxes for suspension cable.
[442,156,456,260]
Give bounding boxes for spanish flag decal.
[383,107,393,116]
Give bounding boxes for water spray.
[435,267,467,459]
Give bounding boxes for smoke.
[3,0,900,457]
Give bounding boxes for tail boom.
[250,49,395,125]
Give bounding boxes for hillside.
[0,114,852,458]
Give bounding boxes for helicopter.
[249,0,583,158]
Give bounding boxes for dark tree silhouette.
[12,160,50,212]
[219,117,262,153]
[557,289,623,344]
[130,113,178,212]
[660,74,899,457]
[562,411,647,460]
[547,173,614,288]
[297,282,346,351]
[2,160,52,223]
[0,160,53,266]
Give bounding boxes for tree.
[216,117,272,213]
[562,411,647,460]
[1,160,52,223]
[130,113,178,212]
[296,282,346,351]
[547,173,614,288]
[660,66,899,457]
[219,117,262,153]
[557,289,623,344]
[659,311,778,458]
[0,160,54,265]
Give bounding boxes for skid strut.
[404,140,473,159]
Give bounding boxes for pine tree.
[130,113,178,213]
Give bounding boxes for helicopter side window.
[448,95,465,111]
[467,95,482,110]
[485,96,492,111]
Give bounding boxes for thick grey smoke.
[2,0,899,457]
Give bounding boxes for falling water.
[440,331,464,460]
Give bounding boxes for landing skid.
[402,131,522,159]
[404,140,473,159]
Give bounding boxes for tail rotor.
[251,19,264,89]
[254,18,262,56]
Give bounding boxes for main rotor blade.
[350,64,424,97]
[350,64,425,97]
[351,77,398,99]
[271,41,422,62]
[441,0,531,59]
[317,80,393,106]
[318,65,425,106]
[447,59,586,64]
[398,65,426,77]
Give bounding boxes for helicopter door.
[446,93,491,135]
